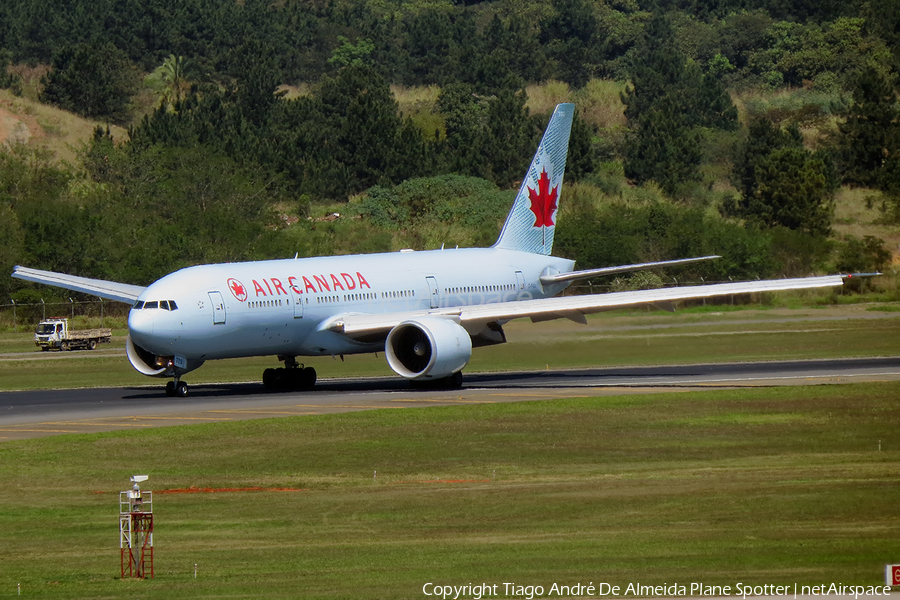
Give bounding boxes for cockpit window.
[132,300,177,310]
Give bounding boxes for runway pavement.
[0,356,898,440]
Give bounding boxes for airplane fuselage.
[128,247,575,363]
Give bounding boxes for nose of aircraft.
[128,308,155,346]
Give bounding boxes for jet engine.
[385,317,472,380]
[126,336,204,377]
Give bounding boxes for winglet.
[494,103,574,256]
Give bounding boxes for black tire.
[165,381,176,397]
[448,371,463,389]
[175,381,188,397]
[301,367,317,389]
[410,372,463,390]
[88,340,97,350]
[263,368,276,389]
[60,341,69,351]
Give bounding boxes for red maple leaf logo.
[528,168,558,228]
[228,278,248,302]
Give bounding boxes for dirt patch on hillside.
[0,106,42,148]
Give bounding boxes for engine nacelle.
[385,318,472,380]
[126,336,204,378]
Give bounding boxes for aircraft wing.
[325,275,844,339]
[11,266,146,304]
[539,255,721,284]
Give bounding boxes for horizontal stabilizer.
[12,266,145,304]
[540,256,721,285]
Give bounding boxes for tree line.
[1,0,898,301]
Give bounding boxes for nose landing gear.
[165,378,188,397]
[263,355,316,391]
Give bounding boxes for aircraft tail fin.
[493,103,574,256]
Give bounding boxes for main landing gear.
[263,355,316,391]
[165,377,188,397]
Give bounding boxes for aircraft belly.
[168,313,318,360]
[298,328,382,356]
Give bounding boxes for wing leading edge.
[12,266,146,304]
[325,275,844,339]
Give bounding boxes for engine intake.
[385,318,472,379]
[126,336,203,377]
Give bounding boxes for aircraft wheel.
[175,381,188,397]
[272,368,287,389]
[410,372,463,390]
[448,371,463,389]
[263,368,276,389]
[165,381,175,396]
[301,367,317,389]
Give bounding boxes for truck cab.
[34,318,68,350]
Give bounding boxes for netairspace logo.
[421,582,895,600]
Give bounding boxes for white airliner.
[12,103,844,396]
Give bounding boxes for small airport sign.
[887,564,900,587]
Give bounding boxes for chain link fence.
[0,299,130,333]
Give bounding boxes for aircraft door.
[209,291,226,324]
[289,285,303,318]
[426,276,440,309]
[515,271,526,291]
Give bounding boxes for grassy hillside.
[2,78,897,276]
[0,89,128,165]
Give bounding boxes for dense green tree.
[621,14,736,195]
[476,14,547,90]
[479,82,534,188]
[40,40,139,123]
[838,67,900,187]
[314,64,422,196]
[554,200,778,279]
[727,116,836,237]
[566,110,596,183]
[0,50,20,91]
[742,147,835,236]
[435,82,485,177]
[623,99,703,196]
[398,8,477,86]
[747,17,892,89]
[228,41,283,130]
[732,117,803,202]
[328,36,375,69]
[539,0,601,88]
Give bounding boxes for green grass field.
[0,383,897,598]
[1,306,898,598]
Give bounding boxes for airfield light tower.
[119,475,154,578]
